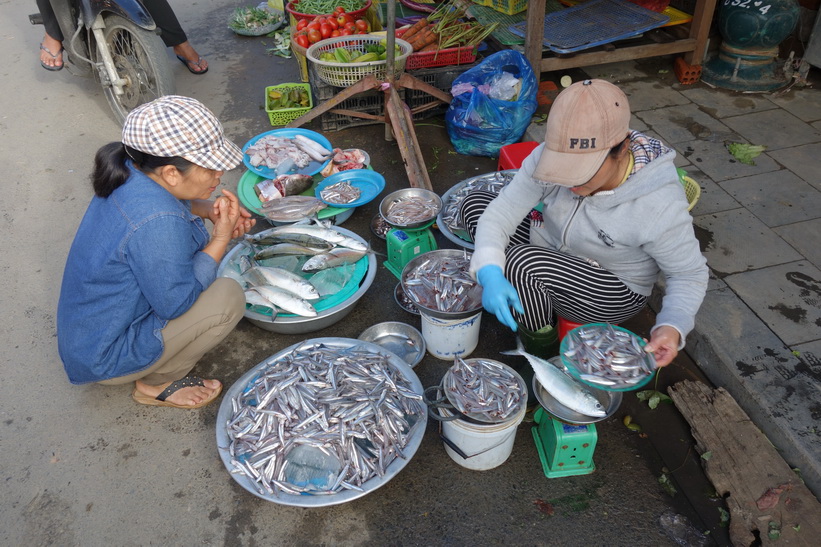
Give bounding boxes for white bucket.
[420,311,481,360]
[440,404,527,471]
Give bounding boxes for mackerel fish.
[502,339,606,417]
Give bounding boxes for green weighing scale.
[378,188,443,279]
[530,358,622,478]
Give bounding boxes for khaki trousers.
[99,278,245,386]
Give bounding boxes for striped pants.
[460,191,647,332]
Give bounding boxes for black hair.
[90,142,196,198]
[609,136,630,157]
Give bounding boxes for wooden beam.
[539,39,697,72]
[385,88,432,191]
[524,0,546,75]
[669,381,821,546]
[684,0,718,65]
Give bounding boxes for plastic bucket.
[420,311,481,359]
[439,404,527,470]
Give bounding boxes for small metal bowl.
[371,213,391,240]
[378,188,442,230]
[532,357,623,425]
[394,283,419,315]
[358,322,425,368]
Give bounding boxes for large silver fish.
[502,339,606,418]
[260,225,368,252]
[248,286,317,317]
[301,248,367,272]
[243,265,320,301]
[253,243,330,261]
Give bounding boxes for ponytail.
[90,142,196,198]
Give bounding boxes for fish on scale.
[223,343,425,497]
[403,253,482,313]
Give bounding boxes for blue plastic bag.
[445,50,538,158]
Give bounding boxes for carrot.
[400,17,428,42]
[411,29,439,51]
[419,42,439,52]
[406,24,432,45]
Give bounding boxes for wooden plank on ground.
[668,380,821,546]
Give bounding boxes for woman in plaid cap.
[57,96,254,409]
[462,80,708,369]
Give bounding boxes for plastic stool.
[532,407,597,478]
[497,141,539,171]
[557,317,585,341]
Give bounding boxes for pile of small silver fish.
[319,181,361,205]
[402,252,482,314]
[223,342,425,497]
[383,195,440,226]
[443,358,525,422]
[221,224,369,317]
[562,323,656,389]
[440,171,515,233]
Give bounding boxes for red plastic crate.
[397,28,478,70]
[497,141,539,171]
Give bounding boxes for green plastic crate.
[265,83,312,126]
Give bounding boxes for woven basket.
[306,36,412,87]
[681,176,701,212]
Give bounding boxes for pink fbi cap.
[533,79,631,187]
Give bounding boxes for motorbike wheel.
[99,14,175,124]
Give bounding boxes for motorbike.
[30,0,176,124]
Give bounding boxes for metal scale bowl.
[378,188,442,279]
[531,356,622,479]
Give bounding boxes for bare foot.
[135,378,221,407]
[173,41,208,73]
[40,34,64,70]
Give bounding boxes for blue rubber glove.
[476,265,524,331]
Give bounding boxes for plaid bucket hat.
[122,96,243,171]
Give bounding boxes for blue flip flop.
[40,42,64,72]
[176,54,208,75]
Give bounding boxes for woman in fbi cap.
[57,96,255,408]
[462,80,708,368]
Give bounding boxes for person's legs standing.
[141,0,209,73]
[37,0,64,69]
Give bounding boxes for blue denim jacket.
[57,163,217,384]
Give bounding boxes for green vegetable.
[290,0,364,15]
[726,142,767,165]
[229,6,282,30]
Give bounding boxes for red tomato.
[327,18,339,30]
[307,28,321,43]
[339,28,352,36]
[320,23,332,39]
[354,19,369,32]
[330,29,341,37]
[335,14,348,27]
[295,34,309,48]
[344,21,356,31]
[335,6,346,13]
[306,21,320,31]
[296,19,308,31]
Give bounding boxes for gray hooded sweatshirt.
[470,133,708,345]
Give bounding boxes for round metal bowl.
[400,249,482,320]
[217,226,376,334]
[436,169,519,250]
[532,357,623,425]
[379,188,442,230]
[216,337,427,507]
[358,322,425,368]
[443,358,527,423]
[393,282,419,315]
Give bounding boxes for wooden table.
[522,0,718,75]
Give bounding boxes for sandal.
[132,376,222,409]
[176,54,208,75]
[40,42,64,72]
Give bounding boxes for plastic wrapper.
[445,50,538,158]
